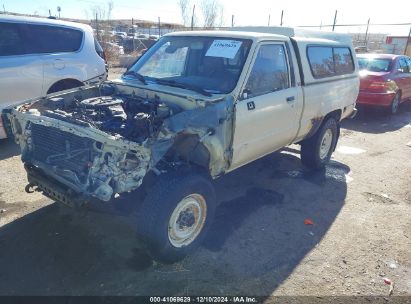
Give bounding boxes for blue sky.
[2,0,410,35]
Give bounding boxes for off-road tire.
[301,117,339,170]
[135,171,216,264]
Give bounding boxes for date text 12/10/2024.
[150,296,258,303]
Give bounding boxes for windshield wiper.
[123,70,147,85]
[153,79,212,97]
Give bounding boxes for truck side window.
[333,47,355,74]
[245,44,290,98]
[308,46,355,78]
[307,46,335,78]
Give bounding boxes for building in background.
[351,33,388,54]
[384,36,411,55]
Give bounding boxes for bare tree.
[200,0,224,28]
[178,0,190,26]
[218,5,224,27]
[91,5,106,20]
[87,2,118,64]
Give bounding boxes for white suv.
[0,15,107,138]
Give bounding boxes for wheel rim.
[168,194,207,248]
[319,129,333,160]
[391,94,400,113]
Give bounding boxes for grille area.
[30,123,97,184]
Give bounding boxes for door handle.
[286,96,295,103]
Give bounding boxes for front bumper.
[25,164,89,208]
[8,108,152,202]
[356,91,396,107]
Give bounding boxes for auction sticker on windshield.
[205,40,242,59]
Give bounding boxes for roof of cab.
[165,27,353,45]
[164,30,288,42]
[229,26,352,44]
[0,14,91,31]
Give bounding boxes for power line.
[299,22,411,28]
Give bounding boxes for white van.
[6,27,359,263]
[0,15,107,138]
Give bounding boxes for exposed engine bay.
[6,83,234,203]
[36,94,179,143]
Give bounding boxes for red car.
[356,54,411,114]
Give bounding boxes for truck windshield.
[126,36,253,94]
[357,57,392,72]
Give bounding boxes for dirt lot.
[0,71,410,296]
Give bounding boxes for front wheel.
[300,117,339,170]
[135,171,216,264]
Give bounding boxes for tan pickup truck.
[4,27,359,263]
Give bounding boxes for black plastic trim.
[290,38,305,86]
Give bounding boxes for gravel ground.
[0,70,410,296]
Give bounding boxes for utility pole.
[3,4,5,13]
[231,15,234,27]
[268,14,270,26]
[364,18,370,47]
[158,17,161,37]
[280,10,283,26]
[49,9,51,17]
[95,12,99,40]
[332,10,337,31]
[404,26,411,55]
[320,21,322,30]
[190,4,195,30]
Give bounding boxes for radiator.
[30,123,97,184]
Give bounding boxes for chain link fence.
[90,19,411,68]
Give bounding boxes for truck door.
[230,42,302,170]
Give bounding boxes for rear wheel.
[135,171,216,263]
[47,79,84,94]
[301,117,339,170]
